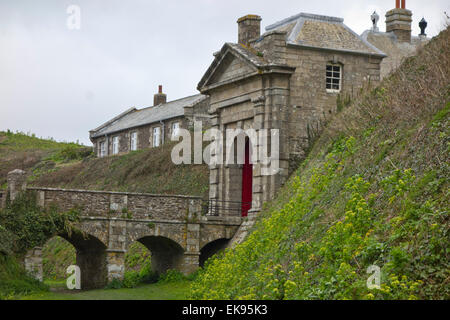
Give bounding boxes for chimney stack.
[237,14,262,46]
[386,0,412,43]
[153,85,167,106]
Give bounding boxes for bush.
[105,278,123,289]
[122,271,141,288]
[0,254,48,299]
[52,145,93,162]
[158,269,186,283]
[139,263,159,284]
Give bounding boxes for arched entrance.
[241,137,253,217]
[199,238,229,267]
[136,236,184,275]
[63,231,108,290]
[27,231,108,290]
[42,236,75,282]
[224,134,253,217]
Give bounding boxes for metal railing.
[202,199,252,217]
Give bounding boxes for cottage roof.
[265,13,386,57]
[90,94,207,139]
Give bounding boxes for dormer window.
[326,63,342,93]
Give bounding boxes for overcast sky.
[1,0,448,145]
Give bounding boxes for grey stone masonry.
[7,169,27,201]
[385,8,412,43]
[6,169,242,289]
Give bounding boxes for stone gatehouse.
[198,12,386,217]
[197,1,428,218]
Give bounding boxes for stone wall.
[29,187,202,221]
[0,190,5,209]
[184,96,212,129]
[282,45,382,167]
[363,31,427,79]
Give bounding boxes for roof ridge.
[89,107,136,134]
[137,93,205,111]
[266,12,343,31]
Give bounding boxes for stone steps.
[228,211,259,247]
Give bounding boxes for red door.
[241,139,252,217]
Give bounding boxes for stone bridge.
[2,170,242,289]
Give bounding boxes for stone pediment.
[209,52,257,85]
[198,43,268,92]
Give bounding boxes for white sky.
[0,0,448,145]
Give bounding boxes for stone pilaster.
[251,95,266,212]
[106,250,125,282]
[106,219,127,281]
[180,223,200,275]
[24,247,43,281]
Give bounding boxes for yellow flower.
[366,293,375,300]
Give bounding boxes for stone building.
[89,86,210,157]
[362,1,429,79]
[198,12,387,218]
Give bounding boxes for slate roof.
[90,94,207,138]
[265,13,386,57]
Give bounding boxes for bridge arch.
[26,231,108,290]
[134,236,185,275]
[199,238,229,267]
[61,231,108,290]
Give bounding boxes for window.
[112,136,119,155]
[99,141,106,158]
[326,64,342,92]
[130,132,138,151]
[171,122,180,139]
[153,127,161,147]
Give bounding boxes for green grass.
[21,280,191,300]
[0,255,49,299]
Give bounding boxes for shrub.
[122,271,141,288]
[158,269,186,283]
[105,278,123,289]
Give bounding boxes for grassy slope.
[0,132,209,197]
[32,142,208,197]
[0,131,89,189]
[191,28,449,300]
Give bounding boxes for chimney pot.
[237,14,262,46]
[158,85,162,94]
